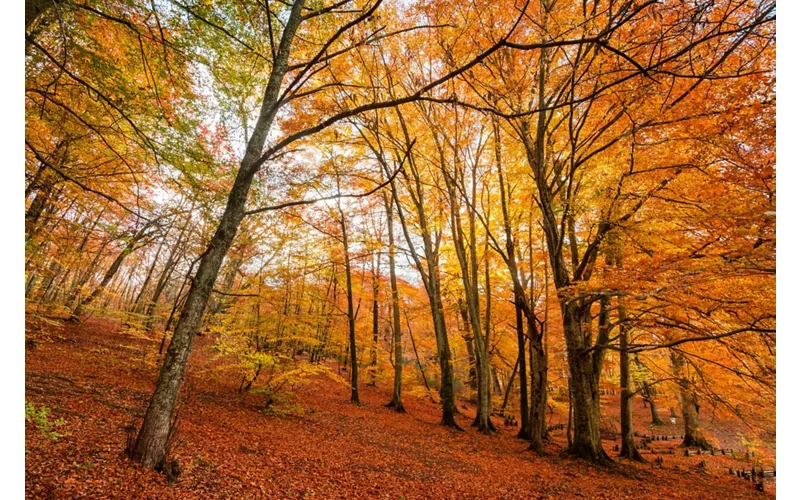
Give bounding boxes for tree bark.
[458,299,477,393]
[670,350,710,449]
[387,138,458,428]
[383,191,405,411]
[338,199,359,404]
[514,303,530,438]
[369,252,380,386]
[131,0,307,470]
[618,302,643,461]
[634,353,664,426]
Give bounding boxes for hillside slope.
[25,318,775,498]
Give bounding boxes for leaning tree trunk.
[132,237,166,314]
[70,226,151,322]
[670,350,710,449]
[131,0,307,470]
[514,302,530,439]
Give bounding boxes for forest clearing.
[24,0,776,497]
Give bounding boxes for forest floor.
[25,317,775,499]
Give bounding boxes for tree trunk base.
[529,442,546,455]
[682,435,711,450]
[471,414,497,433]
[619,445,645,462]
[564,443,613,465]
[441,413,464,431]
[384,400,406,413]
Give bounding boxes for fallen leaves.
[25,317,774,499]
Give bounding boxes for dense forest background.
[23,0,776,497]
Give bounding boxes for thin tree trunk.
[500,355,519,413]
[634,353,664,426]
[458,298,477,393]
[132,236,167,313]
[70,224,152,322]
[405,314,430,393]
[384,192,404,411]
[338,197,359,404]
[369,252,380,386]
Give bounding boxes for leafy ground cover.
[25,317,775,499]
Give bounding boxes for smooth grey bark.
[131,0,307,470]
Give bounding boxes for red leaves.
[25,317,773,498]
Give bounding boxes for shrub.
[25,401,66,440]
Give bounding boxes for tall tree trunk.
[445,167,492,433]
[384,192,405,411]
[387,149,458,428]
[491,112,532,439]
[131,0,307,470]
[338,200,359,404]
[500,355,519,413]
[528,312,548,453]
[618,302,643,461]
[561,301,608,462]
[369,252,380,386]
[514,303,530,438]
[458,298,477,393]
